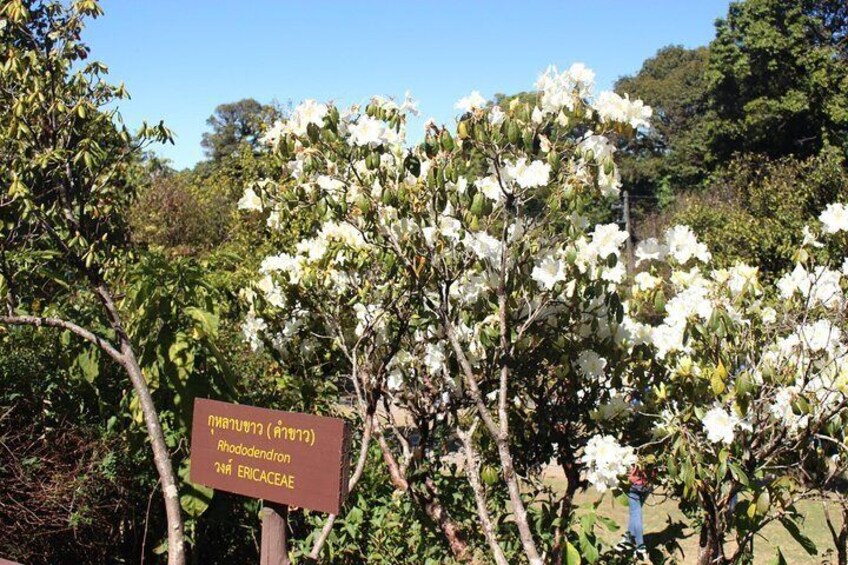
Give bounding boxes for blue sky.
[86,1,732,170]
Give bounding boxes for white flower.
[284,99,328,137]
[702,406,739,445]
[505,158,551,189]
[802,225,824,248]
[400,91,420,116]
[580,435,636,492]
[475,175,503,202]
[634,271,660,292]
[465,232,503,264]
[651,322,686,359]
[353,303,386,338]
[438,214,463,242]
[778,264,843,308]
[260,253,303,283]
[665,225,711,265]
[593,91,652,129]
[820,203,848,234]
[760,307,777,325]
[424,342,447,375]
[591,223,629,259]
[241,311,267,352]
[316,175,345,196]
[531,106,544,124]
[535,64,594,116]
[532,254,567,290]
[770,387,809,433]
[798,319,843,353]
[349,115,387,146]
[489,105,505,126]
[259,120,286,146]
[578,132,615,162]
[727,263,759,295]
[567,62,595,90]
[455,90,486,113]
[238,187,263,211]
[576,350,607,380]
[635,238,668,265]
[257,275,286,308]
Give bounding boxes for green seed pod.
[470,193,487,217]
[547,150,561,171]
[307,122,320,144]
[381,188,397,207]
[440,130,454,152]
[404,154,421,177]
[507,120,520,144]
[481,466,499,486]
[355,194,372,215]
[366,152,380,170]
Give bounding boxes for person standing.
[625,465,650,558]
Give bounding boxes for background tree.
[200,98,280,161]
[705,0,848,163]
[614,45,710,202]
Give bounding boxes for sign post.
[190,398,351,563]
[260,502,290,565]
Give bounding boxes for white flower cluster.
[593,91,652,129]
[701,405,741,445]
[580,434,636,492]
[820,203,848,234]
[636,225,711,266]
[777,264,844,309]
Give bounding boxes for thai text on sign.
[190,398,351,514]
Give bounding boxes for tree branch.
[0,314,124,363]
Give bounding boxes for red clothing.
[629,466,651,487]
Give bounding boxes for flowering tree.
[237,63,661,562]
[627,208,848,564]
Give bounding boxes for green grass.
[542,469,840,563]
[570,490,837,563]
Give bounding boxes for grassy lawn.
[542,469,840,563]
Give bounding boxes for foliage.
[667,148,848,277]
[705,0,848,163]
[615,45,711,200]
[201,98,282,161]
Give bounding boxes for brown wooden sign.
[190,398,351,514]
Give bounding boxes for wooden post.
[260,502,290,565]
[623,190,634,272]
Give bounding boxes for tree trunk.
[457,422,509,565]
[96,284,185,565]
[551,463,580,565]
[697,518,722,565]
[377,433,472,561]
[122,343,186,565]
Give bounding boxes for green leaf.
[74,348,100,383]
[780,517,817,556]
[770,548,788,565]
[185,306,219,337]
[178,459,213,518]
[565,541,581,565]
[755,490,771,516]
